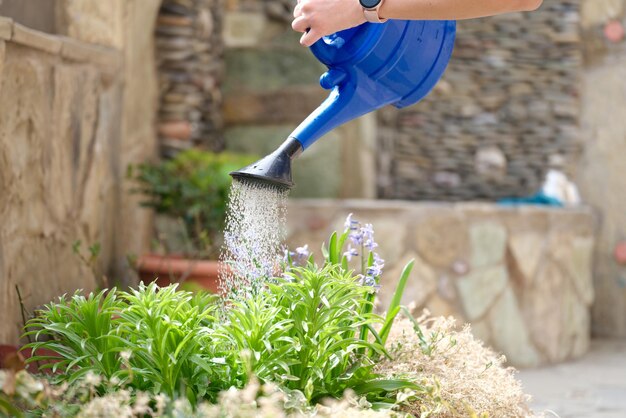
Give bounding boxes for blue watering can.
[231,19,456,189]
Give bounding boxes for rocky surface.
[286,200,596,368]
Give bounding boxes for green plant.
[23,284,225,404]
[130,149,257,258]
[23,290,126,382]
[214,214,422,408]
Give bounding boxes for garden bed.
[1,214,538,417]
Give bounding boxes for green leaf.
[0,396,24,418]
[328,232,338,264]
[341,255,349,272]
[380,260,414,346]
[337,231,349,263]
[353,378,422,395]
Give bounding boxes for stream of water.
[218,179,288,299]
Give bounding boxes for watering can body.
[231,19,456,188]
[293,19,457,149]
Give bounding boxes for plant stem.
[16,285,42,372]
[15,285,32,345]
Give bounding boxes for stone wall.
[377,1,582,201]
[156,0,225,155]
[0,0,160,343]
[56,0,125,48]
[575,0,626,337]
[286,201,596,367]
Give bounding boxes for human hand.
[292,0,366,47]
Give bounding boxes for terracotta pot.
[0,344,22,371]
[157,121,192,141]
[0,344,60,374]
[137,254,223,294]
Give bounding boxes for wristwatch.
[359,0,387,23]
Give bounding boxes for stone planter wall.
[286,200,596,368]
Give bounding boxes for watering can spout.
[230,136,302,190]
[231,19,456,189]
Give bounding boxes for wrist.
[359,0,388,23]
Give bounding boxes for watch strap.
[363,0,387,23]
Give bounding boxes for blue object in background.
[497,192,564,207]
[231,19,457,188]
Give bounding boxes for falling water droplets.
[219,179,288,299]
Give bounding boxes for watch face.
[360,0,381,8]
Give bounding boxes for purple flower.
[366,253,385,277]
[358,274,381,292]
[360,224,379,250]
[349,231,364,246]
[366,264,384,278]
[361,223,374,238]
[363,276,380,289]
[295,245,309,259]
[344,213,359,231]
[343,246,359,261]
[364,239,378,250]
[284,244,310,267]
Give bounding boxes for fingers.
[293,2,302,18]
[292,0,321,46]
[300,30,321,47]
[292,15,309,33]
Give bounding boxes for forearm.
[293,0,543,47]
[380,0,543,20]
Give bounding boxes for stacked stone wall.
[377,1,582,201]
[156,0,225,155]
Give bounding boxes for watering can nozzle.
[230,137,303,190]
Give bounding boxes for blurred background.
[0,0,625,415]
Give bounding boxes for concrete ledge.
[59,36,121,73]
[0,17,12,40]
[0,18,121,72]
[13,23,62,55]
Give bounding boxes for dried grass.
[377,312,537,418]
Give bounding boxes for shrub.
[214,264,419,404]
[377,314,533,417]
[23,284,225,403]
[131,150,257,258]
